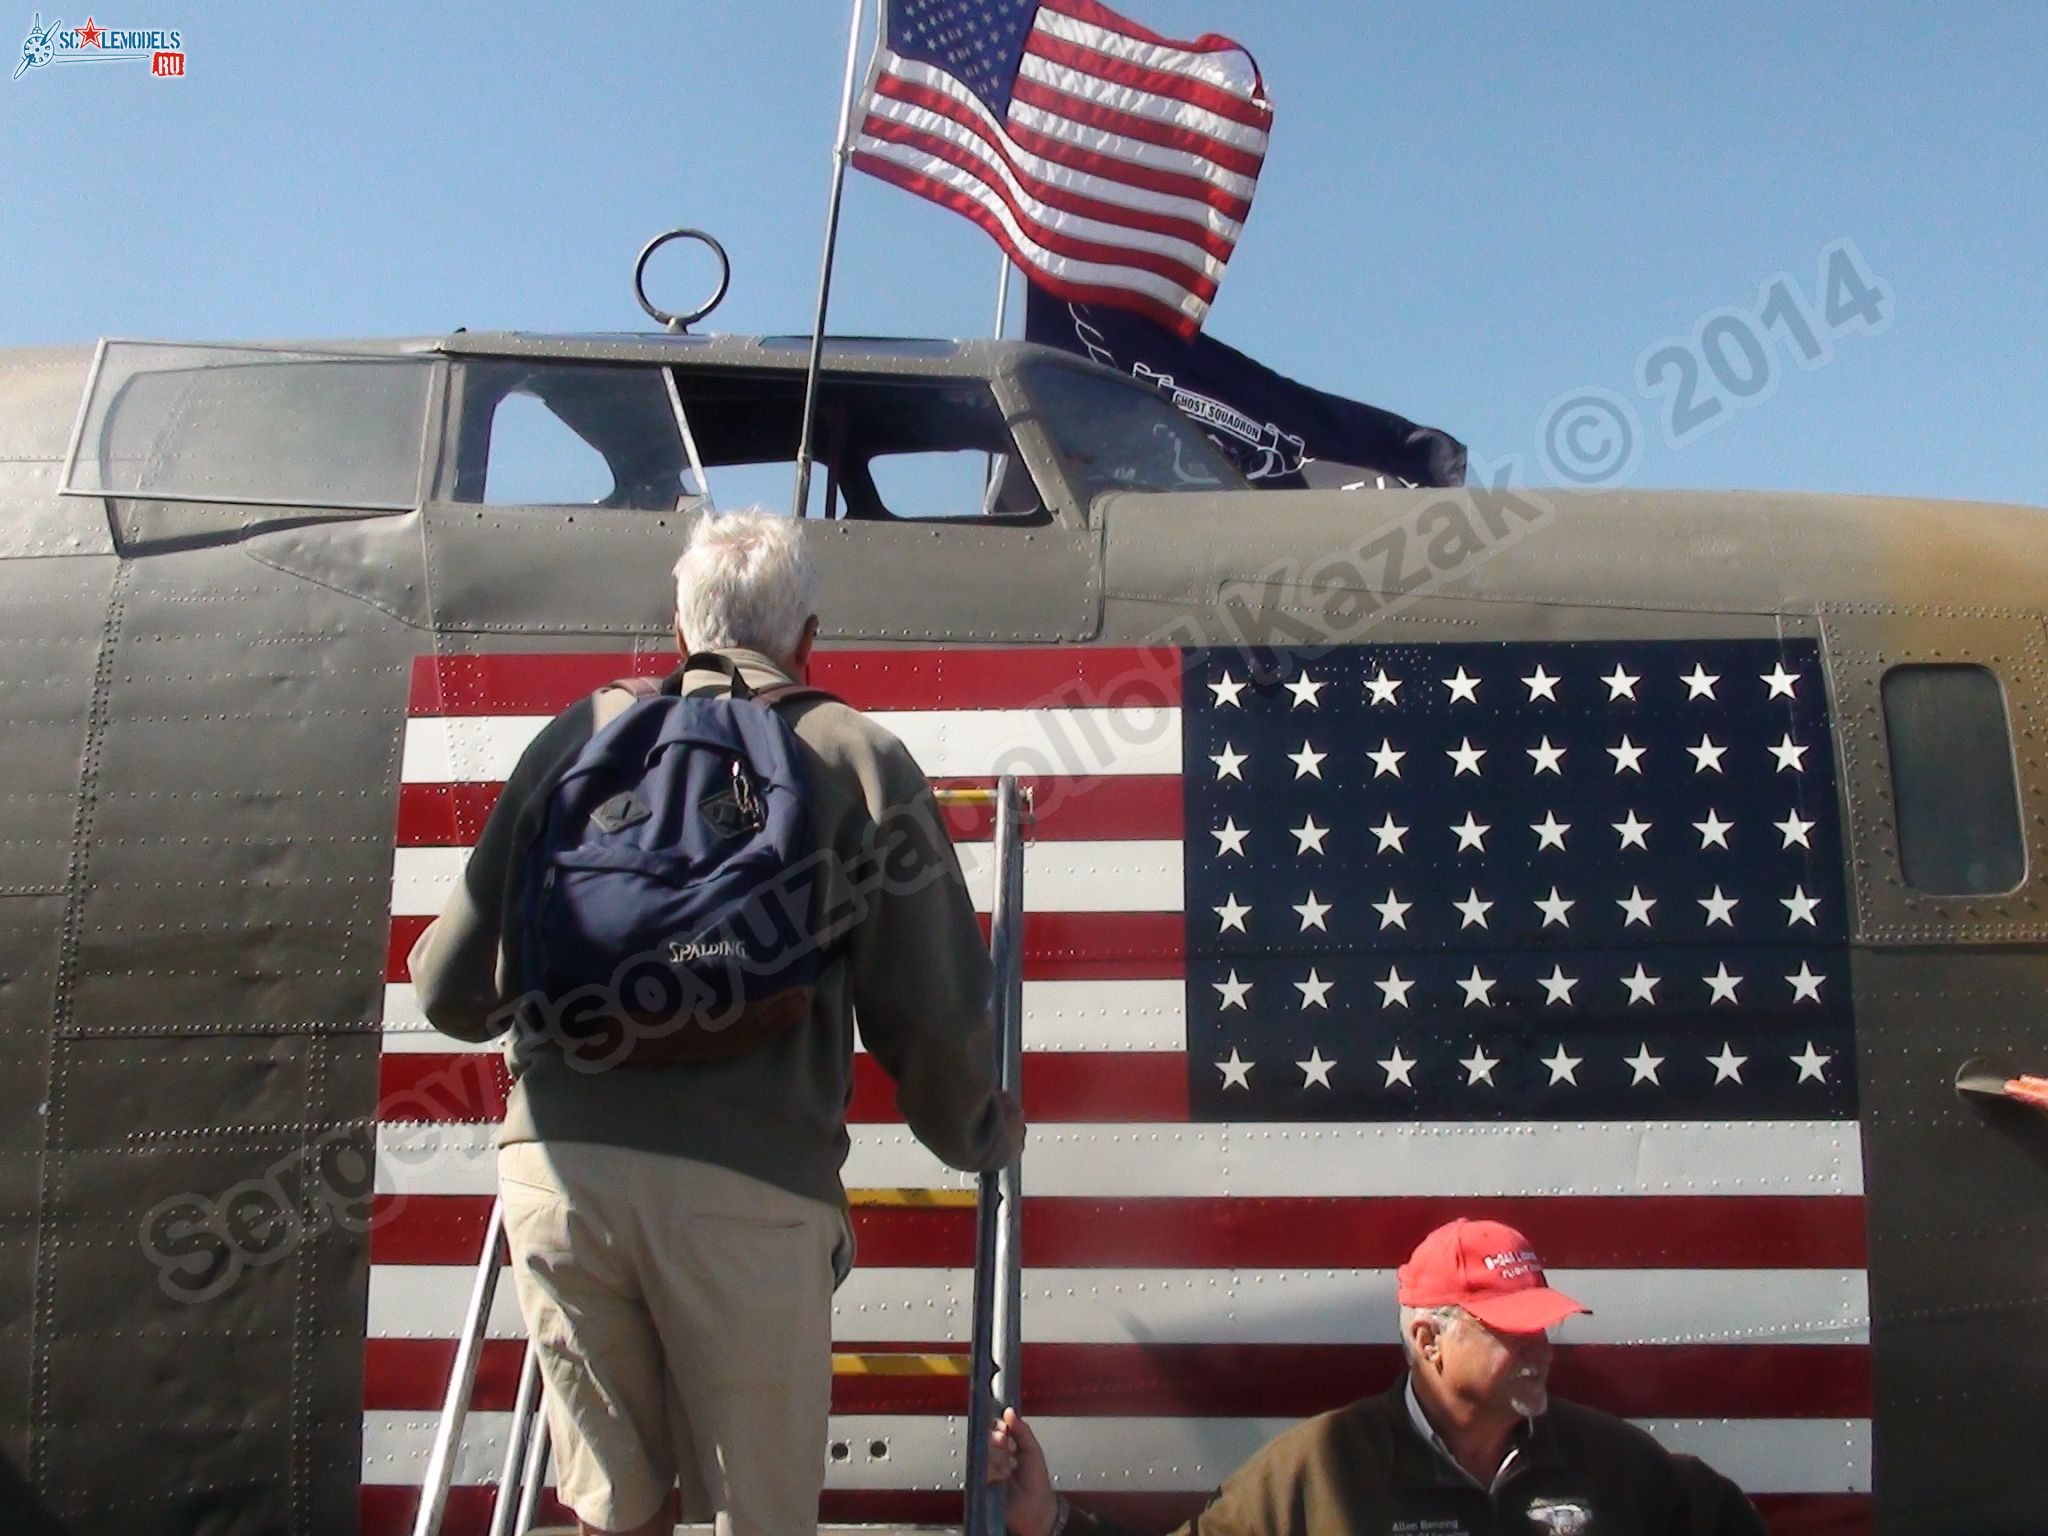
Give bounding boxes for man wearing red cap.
[988,1217,1763,1536]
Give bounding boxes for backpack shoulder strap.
[592,674,664,731]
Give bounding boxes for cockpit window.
[62,341,433,510]
[670,369,1047,522]
[448,362,693,510]
[1022,360,1245,500]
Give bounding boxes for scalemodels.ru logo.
[14,12,185,79]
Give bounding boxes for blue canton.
[886,0,1041,116]
[1182,641,1855,1122]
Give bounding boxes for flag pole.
[793,0,873,520]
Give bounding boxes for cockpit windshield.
[1021,359,1245,500]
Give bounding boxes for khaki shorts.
[497,1141,844,1535]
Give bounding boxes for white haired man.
[988,1218,1766,1536]
[412,509,1023,1536]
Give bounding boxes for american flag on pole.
[851,0,1272,337]
[361,644,1870,1535]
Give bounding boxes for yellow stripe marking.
[846,1187,978,1209]
[833,1352,972,1377]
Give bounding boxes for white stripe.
[380,977,1189,1054]
[375,1121,1865,1199]
[367,1264,1868,1348]
[884,53,1258,200]
[1008,97,1258,198]
[1033,9,1264,101]
[401,706,1181,785]
[859,95,1231,278]
[386,838,1184,918]
[358,1411,1870,1494]
[864,89,1245,239]
[853,138,1205,319]
[1016,54,1271,157]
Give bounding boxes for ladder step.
[833,1351,970,1377]
[847,1187,977,1209]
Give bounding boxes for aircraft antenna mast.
[794,0,876,520]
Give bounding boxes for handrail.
[965,775,1029,1536]
[412,1197,508,1536]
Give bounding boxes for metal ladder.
[412,777,1032,1536]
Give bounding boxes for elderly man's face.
[1435,1313,1553,1421]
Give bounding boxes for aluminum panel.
[0,898,59,1156]
[1822,611,2048,943]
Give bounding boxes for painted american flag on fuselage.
[362,645,1872,1536]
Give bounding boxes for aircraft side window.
[480,392,615,505]
[1022,360,1245,501]
[672,368,1049,523]
[864,449,1021,520]
[1881,663,2026,894]
[61,341,432,511]
[449,361,693,510]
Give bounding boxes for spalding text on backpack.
[519,654,833,1067]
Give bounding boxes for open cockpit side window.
[671,368,1049,524]
[445,361,697,510]
[442,360,1050,523]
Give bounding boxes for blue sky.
[4,1,2042,505]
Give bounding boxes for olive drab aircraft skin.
[0,325,2043,1536]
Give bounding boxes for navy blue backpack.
[519,654,832,1067]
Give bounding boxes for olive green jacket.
[409,648,1007,1209]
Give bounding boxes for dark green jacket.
[1068,1379,1769,1536]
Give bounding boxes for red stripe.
[857,1050,1189,1122]
[1010,75,1267,181]
[1000,909,1183,977]
[408,647,1182,717]
[388,915,430,981]
[358,1487,1871,1536]
[872,66,1253,221]
[860,105,1238,263]
[378,1049,1188,1126]
[386,910,1180,984]
[1042,0,1269,77]
[362,1337,1869,1419]
[368,1193,1867,1270]
[1751,1495,1873,1535]
[854,126,1217,299]
[397,773,1183,847]
[1007,111,1251,216]
[933,774,1184,842]
[378,1053,510,1123]
[850,155,1204,337]
[395,782,504,845]
[1025,32,1272,133]
[827,1492,1871,1536]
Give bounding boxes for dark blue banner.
[1025,283,1467,489]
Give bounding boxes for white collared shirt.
[1403,1376,1530,1495]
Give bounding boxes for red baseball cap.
[1396,1219,1589,1334]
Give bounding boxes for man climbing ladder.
[409,510,1028,1536]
